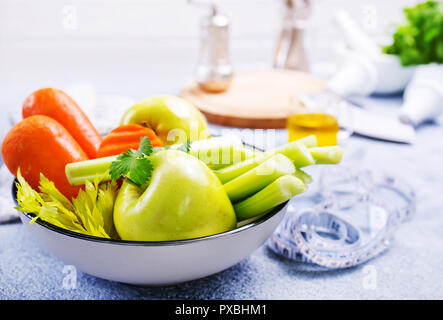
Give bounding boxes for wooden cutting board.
[180,69,325,128]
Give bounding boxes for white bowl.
[13,183,288,286]
[333,43,416,95]
[371,53,416,95]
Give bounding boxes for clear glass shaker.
[194,3,233,93]
[273,0,311,72]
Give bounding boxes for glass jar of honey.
[287,91,353,146]
[287,112,340,146]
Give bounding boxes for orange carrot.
[1,115,88,199]
[97,124,162,158]
[22,88,102,159]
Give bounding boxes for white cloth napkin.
[0,164,19,223]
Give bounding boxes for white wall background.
[0,0,422,102]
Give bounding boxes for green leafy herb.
[138,135,154,156]
[383,1,443,66]
[109,137,192,188]
[109,137,154,187]
[176,140,192,153]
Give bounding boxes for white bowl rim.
[12,180,288,247]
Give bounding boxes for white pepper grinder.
[190,1,233,93]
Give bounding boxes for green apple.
[113,150,237,241]
[120,95,210,146]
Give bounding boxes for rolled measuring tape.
[267,167,416,269]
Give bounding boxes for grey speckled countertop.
[1,95,442,300]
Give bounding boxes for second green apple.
[120,95,210,146]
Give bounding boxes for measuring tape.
[267,166,416,269]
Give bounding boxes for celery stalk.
[296,135,318,148]
[65,137,257,186]
[215,140,314,183]
[189,136,242,168]
[234,175,306,221]
[215,156,263,184]
[207,148,253,170]
[197,146,256,170]
[224,154,295,203]
[293,168,312,184]
[274,141,315,167]
[309,146,343,164]
[66,155,116,186]
[65,137,330,187]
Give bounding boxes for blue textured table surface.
[1,95,442,300]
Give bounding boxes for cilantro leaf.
[127,157,153,186]
[137,136,153,157]
[109,137,154,187]
[109,136,192,187]
[109,150,137,181]
[176,140,192,153]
